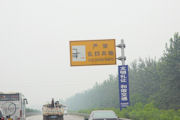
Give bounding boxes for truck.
[42,99,64,120]
[0,92,28,120]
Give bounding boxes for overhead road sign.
[70,39,116,66]
[118,65,130,110]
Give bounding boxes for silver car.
[86,110,119,120]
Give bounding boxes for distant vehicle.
[63,107,68,115]
[0,92,28,120]
[85,110,119,120]
[42,99,64,120]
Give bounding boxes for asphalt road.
[26,115,84,120]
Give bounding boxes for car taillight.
[1,117,4,120]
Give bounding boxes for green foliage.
[156,33,180,109]
[66,75,119,110]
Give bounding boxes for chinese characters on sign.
[70,39,116,66]
[118,65,130,109]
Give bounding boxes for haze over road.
[27,115,84,120]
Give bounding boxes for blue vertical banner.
[118,65,130,110]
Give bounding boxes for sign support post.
[117,39,126,65]
[117,39,129,110]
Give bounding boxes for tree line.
[66,33,180,111]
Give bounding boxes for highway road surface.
[27,115,84,120]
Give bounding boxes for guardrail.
[119,118,131,120]
[68,112,131,120]
[68,112,89,118]
[26,112,41,117]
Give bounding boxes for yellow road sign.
[70,39,116,66]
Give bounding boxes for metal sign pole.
[117,39,128,111]
[117,39,126,65]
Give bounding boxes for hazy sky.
[0,0,180,109]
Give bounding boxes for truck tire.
[57,115,63,120]
[60,115,64,120]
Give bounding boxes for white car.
[86,110,119,120]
